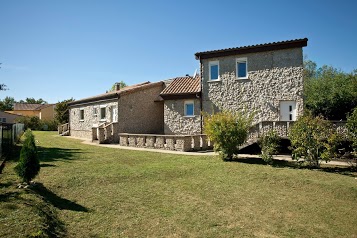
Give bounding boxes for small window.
[209,61,219,81]
[236,58,248,79]
[93,107,98,116]
[100,107,106,120]
[1,118,6,123]
[79,109,84,121]
[184,101,194,117]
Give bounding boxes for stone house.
[195,38,308,126]
[68,81,164,142]
[63,38,308,151]
[160,75,202,135]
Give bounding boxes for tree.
[55,98,75,124]
[110,81,127,91]
[204,111,253,161]
[19,97,48,104]
[289,114,339,167]
[0,96,15,111]
[14,130,40,184]
[304,60,357,120]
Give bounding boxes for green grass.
[1,131,357,237]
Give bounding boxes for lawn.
[1,131,356,237]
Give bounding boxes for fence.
[0,123,25,157]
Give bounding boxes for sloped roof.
[160,75,201,100]
[69,81,163,106]
[195,38,308,60]
[13,103,53,111]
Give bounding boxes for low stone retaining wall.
[118,133,213,152]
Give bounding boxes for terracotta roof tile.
[14,103,43,111]
[160,75,201,97]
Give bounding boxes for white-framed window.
[209,61,219,81]
[0,118,6,123]
[79,108,85,121]
[184,100,194,117]
[93,107,98,117]
[236,57,248,79]
[100,106,106,120]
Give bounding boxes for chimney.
[115,82,121,91]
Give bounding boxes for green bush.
[204,111,253,161]
[258,130,280,164]
[14,129,40,183]
[289,114,339,167]
[15,116,57,131]
[347,107,357,152]
[41,119,58,131]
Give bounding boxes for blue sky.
[1,0,356,103]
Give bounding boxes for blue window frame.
[236,58,248,79]
[209,61,219,81]
[185,101,194,116]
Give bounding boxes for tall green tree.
[304,60,357,120]
[14,130,40,184]
[0,96,15,111]
[110,81,127,91]
[55,98,75,124]
[19,97,48,104]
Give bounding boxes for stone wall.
[119,133,212,152]
[164,99,201,135]
[118,83,164,134]
[69,100,118,139]
[201,48,304,124]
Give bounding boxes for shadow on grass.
[0,191,21,202]
[40,163,57,167]
[31,183,89,212]
[38,146,83,163]
[229,156,356,177]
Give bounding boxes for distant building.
[0,111,22,124]
[6,103,56,121]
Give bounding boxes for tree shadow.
[37,146,83,163]
[229,156,356,177]
[0,181,15,188]
[0,191,21,202]
[40,163,57,167]
[30,183,89,212]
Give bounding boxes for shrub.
[258,130,280,164]
[204,111,253,161]
[14,129,40,183]
[289,114,339,167]
[16,116,42,130]
[41,119,58,131]
[347,107,357,151]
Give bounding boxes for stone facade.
[117,84,164,134]
[69,100,118,139]
[69,82,164,140]
[201,48,304,124]
[163,99,201,135]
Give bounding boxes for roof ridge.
[195,38,308,59]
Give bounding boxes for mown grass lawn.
[1,131,357,237]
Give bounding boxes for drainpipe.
[199,57,203,135]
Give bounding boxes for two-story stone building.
[65,38,308,149]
